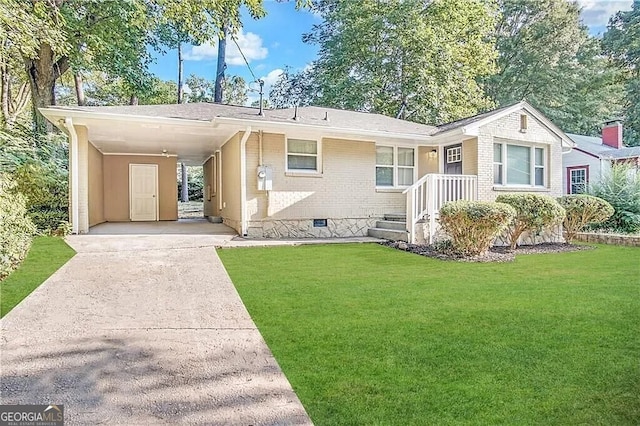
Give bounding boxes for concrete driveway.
[0,234,312,425]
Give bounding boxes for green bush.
[557,195,614,242]
[438,200,516,256]
[496,194,566,249]
[588,163,640,234]
[0,174,36,280]
[13,162,69,232]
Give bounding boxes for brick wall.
[476,111,563,202]
[245,132,405,222]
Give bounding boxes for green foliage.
[496,194,565,249]
[439,200,516,256]
[486,0,623,136]
[0,174,36,281]
[588,163,640,234]
[269,66,315,108]
[305,0,498,124]
[1,236,75,316]
[603,2,640,147]
[177,166,204,201]
[557,195,615,242]
[185,74,247,105]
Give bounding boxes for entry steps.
[367,213,409,242]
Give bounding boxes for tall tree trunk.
[74,72,86,106]
[180,163,189,202]
[129,94,138,105]
[73,72,86,106]
[24,44,69,133]
[214,25,227,104]
[177,43,184,104]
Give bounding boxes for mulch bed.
[382,241,596,263]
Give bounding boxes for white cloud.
[184,29,268,65]
[577,0,633,28]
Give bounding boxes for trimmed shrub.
[0,174,36,280]
[438,200,516,256]
[588,163,640,234]
[557,195,614,242]
[496,194,566,249]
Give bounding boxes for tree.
[185,74,215,103]
[603,1,640,146]
[184,74,247,104]
[305,0,498,125]
[269,66,315,108]
[222,76,248,105]
[485,0,624,136]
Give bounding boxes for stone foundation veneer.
[246,218,378,239]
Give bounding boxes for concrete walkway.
[0,234,315,425]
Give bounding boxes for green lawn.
[1,236,75,317]
[219,243,640,425]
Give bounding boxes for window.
[287,138,319,172]
[568,167,588,194]
[493,142,546,187]
[447,146,462,163]
[376,145,415,187]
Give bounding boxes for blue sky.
[148,0,634,104]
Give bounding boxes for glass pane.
[288,139,317,155]
[376,166,393,186]
[494,143,502,162]
[398,148,414,166]
[507,145,530,185]
[535,147,544,166]
[535,167,544,186]
[398,167,414,186]
[288,155,317,170]
[494,164,502,184]
[376,146,394,165]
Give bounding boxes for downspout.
[216,149,222,211]
[239,126,252,236]
[63,117,79,234]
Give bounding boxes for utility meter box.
[257,165,273,191]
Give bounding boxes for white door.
[129,164,158,221]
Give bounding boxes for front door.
[444,144,462,175]
[129,164,158,221]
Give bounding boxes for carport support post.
[64,118,89,234]
[239,126,252,237]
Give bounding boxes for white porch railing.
[403,174,478,244]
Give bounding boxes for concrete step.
[384,213,406,222]
[376,220,407,231]
[368,227,408,242]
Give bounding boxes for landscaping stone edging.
[575,232,640,247]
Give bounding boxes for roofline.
[40,107,433,142]
[572,147,602,159]
[39,107,215,128]
[431,101,575,148]
[209,116,432,141]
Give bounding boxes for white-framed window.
[286,138,320,172]
[376,145,415,187]
[493,142,546,187]
[568,167,588,194]
[447,146,462,163]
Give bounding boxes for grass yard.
[1,236,75,317]
[219,243,640,425]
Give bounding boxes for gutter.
[63,117,79,234]
[239,126,252,236]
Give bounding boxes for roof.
[567,133,640,159]
[50,103,437,137]
[430,103,517,135]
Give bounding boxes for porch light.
[429,149,438,159]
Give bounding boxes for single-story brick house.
[40,100,574,243]
[563,121,640,194]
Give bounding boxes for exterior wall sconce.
[429,149,438,159]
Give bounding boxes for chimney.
[602,120,623,149]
